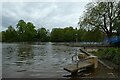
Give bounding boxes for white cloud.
[0,0,92,2]
[0,3,2,32]
[1,2,89,31]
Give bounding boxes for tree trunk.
[107,32,113,38]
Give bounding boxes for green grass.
[91,48,120,65]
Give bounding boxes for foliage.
[16,20,37,42]
[1,20,105,42]
[2,26,18,42]
[81,28,105,42]
[92,48,120,65]
[78,2,120,37]
[50,28,64,42]
[63,27,76,42]
[50,27,104,42]
[0,32,2,42]
[77,28,86,41]
[36,27,50,42]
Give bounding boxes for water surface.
[2,42,118,78]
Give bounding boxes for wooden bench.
[64,53,98,75]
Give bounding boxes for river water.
[2,42,118,78]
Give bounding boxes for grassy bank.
[91,48,120,65]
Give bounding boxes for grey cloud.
[2,2,88,31]
[0,0,91,2]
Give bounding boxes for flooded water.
[0,42,2,79]
[2,42,118,78]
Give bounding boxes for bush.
[112,48,120,65]
[96,48,120,65]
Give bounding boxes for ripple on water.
[3,42,118,78]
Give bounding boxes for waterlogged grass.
[91,48,120,65]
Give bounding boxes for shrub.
[96,48,120,65]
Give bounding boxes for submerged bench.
[64,61,93,73]
[64,54,98,75]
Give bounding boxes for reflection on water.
[2,42,74,78]
[16,44,34,66]
[2,42,118,78]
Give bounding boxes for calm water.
[2,42,118,78]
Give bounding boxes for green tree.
[50,27,78,42]
[37,27,49,42]
[16,20,37,41]
[81,28,105,42]
[78,2,120,37]
[25,22,37,41]
[0,32,2,42]
[81,30,93,42]
[2,31,6,42]
[113,14,120,35]
[92,28,105,41]
[77,28,86,41]
[64,27,76,42]
[16,20,27,41]
[4,26,17,42]
[50,28,64,42]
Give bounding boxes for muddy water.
[0,42,2,79]
[2,42,118,78]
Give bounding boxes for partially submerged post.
[86,55,98,68]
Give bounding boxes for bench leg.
[71,70,78,76]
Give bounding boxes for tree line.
[1,20,105,42]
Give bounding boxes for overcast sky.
[1,1,90,31]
